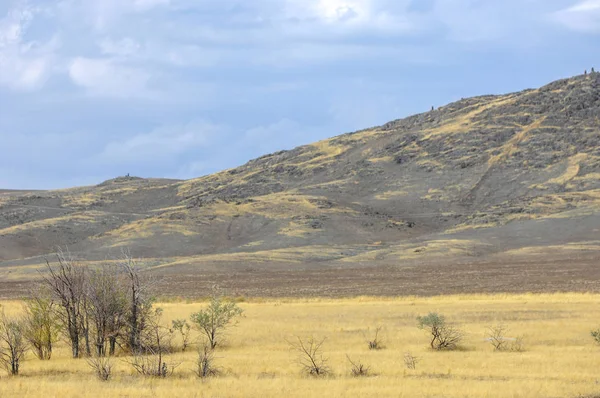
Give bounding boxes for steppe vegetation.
[0,256,599,398]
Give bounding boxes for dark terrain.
[1,74,600,298]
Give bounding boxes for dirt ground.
[1,253,599,299]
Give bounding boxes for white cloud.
[0,3,58,91]
[68,57,152,98]
[553,0,600,33]
[97,121,222,164]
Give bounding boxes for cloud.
[96,121,223,165]
[0,3,59,91]
[553,0,600,33]
[68,57,152,98]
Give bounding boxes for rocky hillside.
[1,73,600,280]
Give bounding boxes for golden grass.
[1,294,599,397]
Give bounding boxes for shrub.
[417,312,463,351]
[288,336,330,376]
[87,356,113,381]
[592,328,600,345]
[403,352,419,370]
[346,355,370,377]
[190,295,243,350]
[0,312,28,376]
[364,326,384,350]
[195,345,219,378]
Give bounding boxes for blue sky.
[0,0,599,189]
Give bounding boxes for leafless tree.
[22,289,59,360]
[126,308,178,377]
[86,263,128,357]
[120,252,155,354]
[288,336,330,376]
[0,312,28,375]
[42,249,88,358]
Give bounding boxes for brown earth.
[1,73,600,298]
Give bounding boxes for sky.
[0,0,599,189]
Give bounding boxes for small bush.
[403,352,419,370]
[87,356,113,381]
[417,312,463,351]
[346,355,370,377]
[364,326,384,350]
[288,336,330,376]
[195,345,219,378]
[171,319,191,352]
[592,329,600,345]
[486,324,525,352]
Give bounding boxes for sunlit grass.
[1,293,599,397]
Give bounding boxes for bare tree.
[22,290,59,360]
[86,263,128,357]
[190,294,243,349]
[126,308,178,377]
[42,249,88,358]
[0,312,28,376]
[417,313,463,351]
[288,336,330,376]
[121,253,155,354]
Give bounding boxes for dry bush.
[195,345,219,378]
[364,326,384,350]
[0,312,28,376]
[288,336,330,376]
[403,352,419,370]
[486,324,525,352]
[346,355,370,377]
[87,356,113,381]
[417,313,463,351]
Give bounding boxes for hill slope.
[1,73,600,296]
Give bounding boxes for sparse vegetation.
[0,311,27,376]
[403,352,419,370]
[87,355,113,381]
[417,313,463,351]
[171,319,191,352]
[346,355,370,377]
[190,294,243,349]
[22,293,58,360]
[0,295,597,397]
[289,336,330,376]
[591,328,600,345]
[195,345,219,378]
[365,326,384,350]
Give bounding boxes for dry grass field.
[1,293,600,398]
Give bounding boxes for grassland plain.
[1,294,600,397]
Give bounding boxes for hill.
[1,73,600,297]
